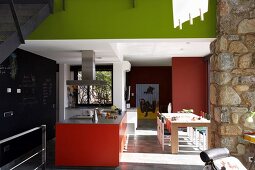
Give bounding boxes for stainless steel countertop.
[65,106,111,110]
[58,112,126,125]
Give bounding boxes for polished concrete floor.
[13,120,205,170]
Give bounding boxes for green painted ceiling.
[29,0,216,39]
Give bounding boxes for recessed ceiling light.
[186,42,190,44]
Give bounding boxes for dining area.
[157,112,211,154]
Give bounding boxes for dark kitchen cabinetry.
[0,49,56,166]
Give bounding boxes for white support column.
[59,64,70,121]
[113,62,125,111]
[113,61,131,111]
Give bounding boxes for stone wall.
[210,0,255,166]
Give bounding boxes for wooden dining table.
[162,113,211,154]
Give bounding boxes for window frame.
[70,65,113,107]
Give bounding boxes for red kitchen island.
[55,112,127,167]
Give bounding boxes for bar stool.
[193,127,207,150]
[197,127,207,150]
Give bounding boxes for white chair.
[167,102,172,113]
[157,115,171,151]
[157,116,162,142]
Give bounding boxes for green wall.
[30,0,216,39]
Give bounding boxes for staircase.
[0,0,53,64]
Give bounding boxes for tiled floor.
[13,120,205,170]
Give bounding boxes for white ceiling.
[20,38,214,66]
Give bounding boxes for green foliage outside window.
[77,70,112,105]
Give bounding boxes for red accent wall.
[127,66,172,112]
[172,57,208,114]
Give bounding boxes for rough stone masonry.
[210,0,255,167]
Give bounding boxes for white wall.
[59,64,70,121]
[113,61,131,111]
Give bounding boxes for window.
[72,66,113,106]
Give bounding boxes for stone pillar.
[210,0,255,166]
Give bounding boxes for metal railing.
[0,125,46,170]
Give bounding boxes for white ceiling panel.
[20,38,214,66]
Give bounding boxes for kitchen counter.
[59,112,125,125]
[64,107,112,120]
[126,109,138,134]
[65,106,112,110]
[55,112,127,167]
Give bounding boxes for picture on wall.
[136,84,159,119]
